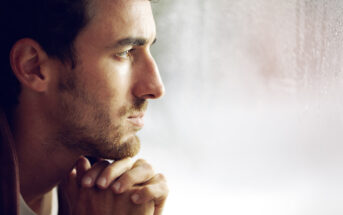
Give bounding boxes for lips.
[127,112,145,127]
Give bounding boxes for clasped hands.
[59,157,168,215]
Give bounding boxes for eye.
[116,49,134,59]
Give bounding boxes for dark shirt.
[0,109,20,215]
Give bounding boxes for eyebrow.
[107,37,157,49]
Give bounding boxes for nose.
[132,52,165,100]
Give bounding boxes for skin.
[59,157,168,215]
[9,0,168,214]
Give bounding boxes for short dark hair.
[0,0,91,114]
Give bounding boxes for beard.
[53,67,147,160]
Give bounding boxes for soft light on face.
[52,0,164,160]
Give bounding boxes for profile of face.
[51,0,164,160]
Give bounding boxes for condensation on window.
[143,1,343,214]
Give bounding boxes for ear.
[10,38,51,92]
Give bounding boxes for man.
[0,0,168,214]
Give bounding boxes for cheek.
[77,54,133,112]
[102,60,132,99]
[81,59,128,96]
[93,60,133,118]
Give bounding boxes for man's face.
[51,0,164,160]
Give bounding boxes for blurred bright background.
[138,0,343,214]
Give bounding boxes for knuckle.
[162,183,169,195]
[143,163,153,172]
[141,186,154,196]
[135,158,147,165]
[155,173,167,182]
[118,172,134,184]
[86,161,109,175]
[107,162,121,171]
[135,159,154,172]
[156,174,169,195]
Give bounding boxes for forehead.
[85,0,156,42]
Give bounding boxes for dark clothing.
[0,109,20,215]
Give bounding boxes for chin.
[100,135,141,160]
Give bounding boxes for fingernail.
[82,177,92,187]
[131,194,140,203]
[97,178,107,188]
[113,182,121,193]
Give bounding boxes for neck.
[12,100,80,206]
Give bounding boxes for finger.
[59,168,79,206]
[112,159,154,194]
[153,201,166,215]
[130,174,169,205]
[132,185,167,215]
[60,168,78,192]
[81,160,110,188]
[75,156,92,186]
[95,157,134,189]
[129,199,155,215]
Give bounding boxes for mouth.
[127,112,145,128]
